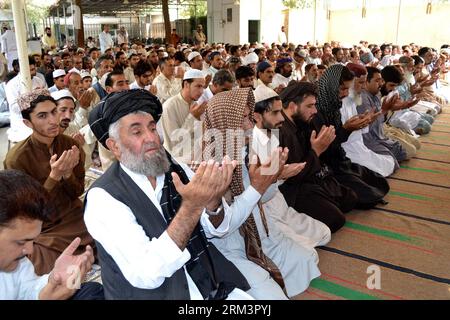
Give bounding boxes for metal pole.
[195,0,198,28]
[57,7,61,46]
[63,2,67,47]
[11,0,31,92]
[313,0,317,45]
[396,0,402,44]
[70,0,75,46]
[52,15,56,40]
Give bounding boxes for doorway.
[248,20,260,43]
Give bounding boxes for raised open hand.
[40,237,94,300]
[279,162,306,180]
[249,147,288,195]
[310,125,336,156]
[172,160,223,210]
[190,101,208,120]
[49,145,80,181]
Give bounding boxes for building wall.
[288,5,329,45]
[259,0,283,45]
[327,3,450,48]
[207,0,449,49]
[207,0,241,44]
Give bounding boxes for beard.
[283,71,293,78]
[59,119,70,129]
[292,109,311,124]
[262,119,283,130]
[120,142,170,177]
[307,74,317,83]
[380,85,390,97]
[349,88,363,106]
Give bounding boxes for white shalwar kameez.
[340,96,396,177]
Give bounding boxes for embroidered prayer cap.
[254,84,278,104]
[228,56,241,65]
[88,89,163,149]
[17,89,51,111]
[51,89,75,102]
[183,69,205,80]
[346,63,367,78]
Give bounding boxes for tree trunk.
[75,0,85,47]
[162,0,171,44]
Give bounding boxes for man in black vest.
[84,89,252,299]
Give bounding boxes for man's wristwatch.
[205,204,224,216]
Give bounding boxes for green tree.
[181,1,207,19]
[282,0,313,9]
[162,0,171,44]
[1,0,51,24]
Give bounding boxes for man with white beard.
[341,63,396,177]
[304,64,318,84]
[84,89,253,299]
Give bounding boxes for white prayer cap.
[249,48,255,53]
[137,48,148,57]
[53,69,66,78]
[243,52,258,66]
[341,43,353,49]
[127,49,137,57]
[51,89,75,102]
[183,69,205,80]
[80,70,92,80]
[440,48,450,55]
[187,51,201,62]
[100,72,109,90]
[254,84,279,104]
[297,49,308,58]
[162,52,169,58]
[68,67,81,74]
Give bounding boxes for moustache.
[141,142,161,155]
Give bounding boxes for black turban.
[88,89,163,149]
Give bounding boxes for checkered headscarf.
[317,64,345,128]
[203,87,255,197]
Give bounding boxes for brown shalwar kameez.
[4,134,94,275]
